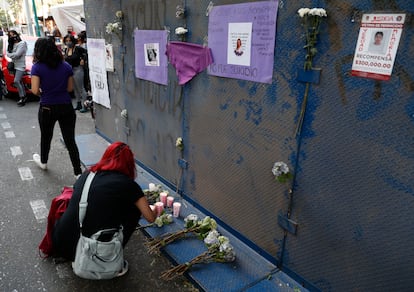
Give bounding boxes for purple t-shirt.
[31,61,73,105]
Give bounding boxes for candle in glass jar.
[159,192,168,205]
[167,196,174,207]
[154,202,164,216]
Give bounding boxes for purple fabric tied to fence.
[166,41,213,85]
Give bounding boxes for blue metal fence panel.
[84,0,414,290]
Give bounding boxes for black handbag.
[7,62,15,72]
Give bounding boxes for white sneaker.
[33,154,47,170]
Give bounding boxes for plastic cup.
[167,196,174,207]
[154,202,164,216]
[172,202,181,217]
[159,192,168,205]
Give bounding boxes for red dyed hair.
[90,141,137,179]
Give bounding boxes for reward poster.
[351,14,405,81]
[208,1,278,84]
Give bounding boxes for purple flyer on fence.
[208,1,279,84]
[134,29,168,85]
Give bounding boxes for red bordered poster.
[351,13,405,81]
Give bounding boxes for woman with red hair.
[51,142,156,276]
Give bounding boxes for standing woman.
[63,34,88,112]
[7,30,28,106]
[31,37,82,178]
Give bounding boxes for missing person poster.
[88,38,110,109]
[351,13,405,81]
[208,1,278,84]
[134,29,168,85]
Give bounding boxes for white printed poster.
[351,13,405,81]
[87,38,110,108]
[227,22,252,66]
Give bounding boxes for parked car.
[0,35,37,98]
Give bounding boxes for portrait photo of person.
[368,31,387,54]
[147,48,157,62]
[234,38,243,56]
[227,22,252,66]
[144,43,160,66]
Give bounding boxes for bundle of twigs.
[145,225,200,254]
[160,250,214,280]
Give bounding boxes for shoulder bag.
[72,172,125,279]
[7,62,15,73]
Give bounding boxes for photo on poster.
[134,29,168,85]
[367,30,389,55]
[144,43,160,66]
[227,22,252,66]
[105,44,114,72]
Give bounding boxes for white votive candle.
[172,202,181,217]
[149,183,156,192]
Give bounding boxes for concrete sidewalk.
[0,97,198,292]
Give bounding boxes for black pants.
[38,104,82,175]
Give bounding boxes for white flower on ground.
[220,242,236,262]
[164,214,173,223]
[218,235,230,245]
[154,216,164,227]
[201,216,217,229]
[184,214,199,228]
[153,213,174,228]
[204,230,220,246]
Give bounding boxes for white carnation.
[175,27,188,35]
[164,214,173,223]
[204,230,220,246]
[297,8,310,18]
[272,161,289,177]
[115,10,123,19]
[184,214,198,223]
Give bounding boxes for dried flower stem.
[295,82,310,136]
[160,250,214,280]
[145,226,199,254]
